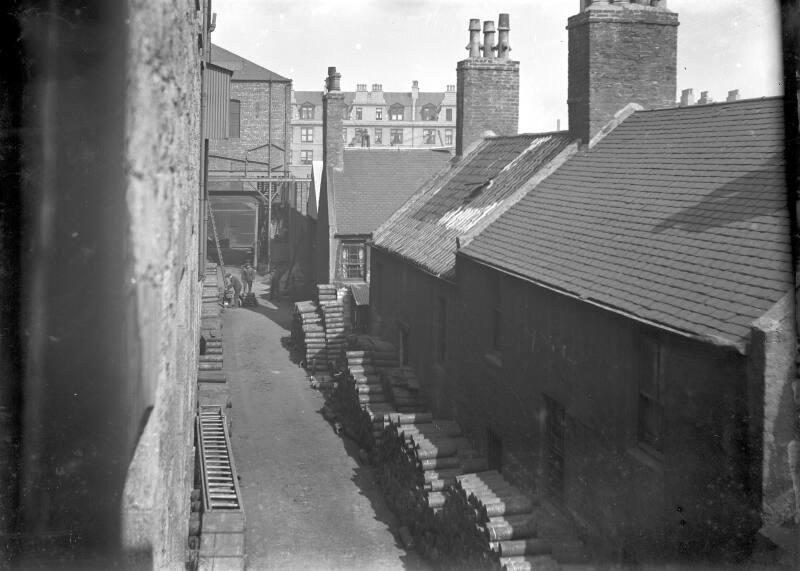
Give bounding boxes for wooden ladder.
[208,201,225,269]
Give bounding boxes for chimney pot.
[467,18,481,58]
[326,67,341,92]
[482,20,496,58]
[497,14,511,60]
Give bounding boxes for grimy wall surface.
[369,248,457,418]
[453,255,758,562]
[122,0,203,567]
[4,1,203,567]
[209,80,292,172]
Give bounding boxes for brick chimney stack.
[680,88,695,107]
[568,0,679,144]
[323,66,345,172]
[456,13,519,156]
[726,89,740,102]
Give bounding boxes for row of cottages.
[371,1,795,563]
[310,67,450,321]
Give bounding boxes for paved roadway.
[222,275,427,570]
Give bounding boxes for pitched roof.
[210,44,290,82]
[295,91,323,107]
[462,98,790,347]
[330,149,452,236]
[372,133,575,279]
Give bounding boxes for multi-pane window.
[389,104,404,121]
[444,129,453,146]
[341,243,365,279]
[390,129,403,145]
[229,99,241,138]
[355,128,369,147]
[420,104,437,121]
[301,127,313,143]
[446,108,453,121]
[638,339,665,453]
[376,108,383,121]
[356,107,363,120]
[300,103,314,120]
[423,129,436,145]
[300,150,313,164]
[374,128,383,145]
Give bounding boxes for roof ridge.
[635,95,783,114]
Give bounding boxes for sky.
[210,0,783,133]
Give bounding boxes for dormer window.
[420,104,437,121]
[300,103,315,120]
[389,104,404,121]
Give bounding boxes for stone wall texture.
[456,58,519,156]
[121,0,203,568]
[568,9,678,143]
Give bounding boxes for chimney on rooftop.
[323,66,345,171]
[568,0,678,144]
[726,89,740,102]
[372,83,382,92]
[697,91,713,105]
[680,88,695,107]
[456,13,519,156]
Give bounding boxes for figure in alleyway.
[230,273,243,308]
[223,273,233,307]
[242,263,254,294]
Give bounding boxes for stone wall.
[121,0,203,568]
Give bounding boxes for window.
[390,129,403,145]
[435,296,446,363]
[300,103,315,120]
[300,150,313,165]
[446,108,453,121]
[376,108,383,121]
[355,128,370,147]
[420,104,437,121]
[444,129,453,146]
[374,128,383,145]
[229,99,241,138]
[389,104,404,121]
[301,127,313,143]
[341,243,365,279]
[356,107,363,120]
[638,339,665,454]
[423,129,436,145]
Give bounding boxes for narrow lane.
[221,275,425,570]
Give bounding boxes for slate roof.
[210,44,290,82]
[372,132,575,279]
[462,97,790,347]
[295,91,323,108]
[331,149,452,236]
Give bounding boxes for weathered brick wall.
[456,58,519,156]
[324,92,345,171]
[369,248,457,419]
[568,8,678,143]
[122,0,203,567]
[454,254,756,561]
[209,80,291,172]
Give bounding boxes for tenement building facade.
[290,82,457,178]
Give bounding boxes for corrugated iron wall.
[204,63,231,140]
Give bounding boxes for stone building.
[207,44,293,269]
[371,1,796,562]
[0,1,221,568]
[291,81,457,179]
